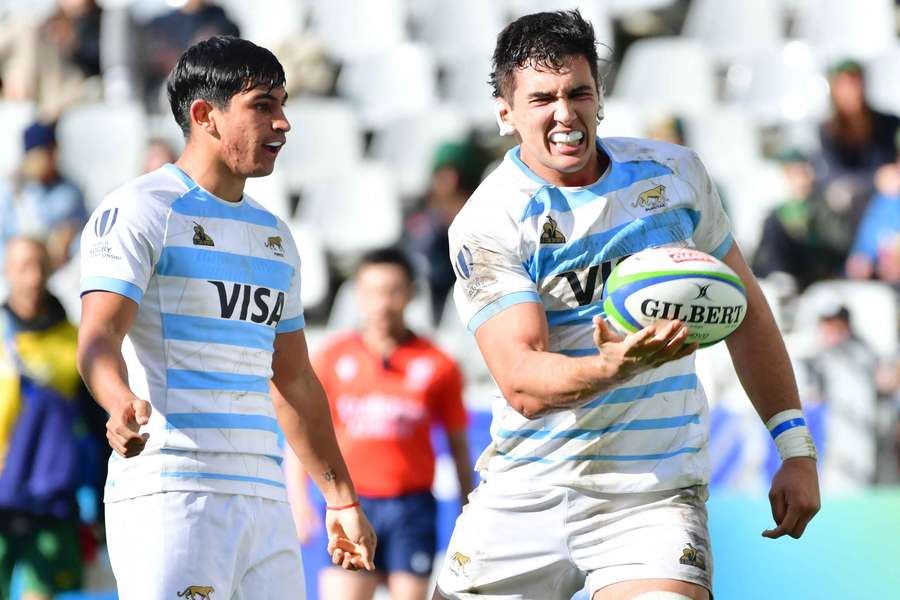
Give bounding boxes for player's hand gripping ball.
[602,247,747,347]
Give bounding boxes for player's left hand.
[762,456,820,539]
[325,506,377,571]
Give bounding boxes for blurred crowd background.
[2,0,900,598]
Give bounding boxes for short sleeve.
[79,193,166,304]
[430,360,468,433]
[686,151,733,259]
[274,224,305,334]
[449,215,540,333]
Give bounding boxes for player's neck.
[174,154,245,203]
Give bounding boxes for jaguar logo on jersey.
[449,552,471,578]
[207,281,284,325]
[93,208,118,237]
[679,543,706,571]
[192,222,214,246]
[540,215,566,244]
[632,184,667,211]
[455,246,474,280]
[175,585,214,600]
[265,236,285,257]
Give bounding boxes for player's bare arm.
[446,429,474,500]
[270,328,377,570]
[722,243,821,539]
[77,291,152,458]
[474,301,697,418]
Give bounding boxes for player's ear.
[495,98,516,136]
[189,99,219,138]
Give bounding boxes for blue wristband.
[769,417,806,439]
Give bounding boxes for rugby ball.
[602,247,747,347]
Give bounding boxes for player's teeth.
[550,131,584,144]
[265,141,283,147]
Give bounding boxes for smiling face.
[497,54,603,187]
[208,85,291,179]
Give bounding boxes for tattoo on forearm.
[323,469,336,482]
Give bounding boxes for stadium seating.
[336,42,439,129]
[791,280,899,358]
[370,105,471,201]
[792,0,896,62]
[613,38,717,117]
[722,42,830,126]
[865,44,900,118]
[279,98,364,189]
[56,101,148,210]
[297,161,402,260]
[0,100,36,178]
[682,0,784,64]
[415,0,506,64]
[286,220,331,311]
[308,0,407,62]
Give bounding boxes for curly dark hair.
[490,10,602,102]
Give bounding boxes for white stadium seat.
[0,101,36,179]
[793,0,896,62]
[596,97,646,139]
[614,38,716,117]
[56,102,147,210]
[865,45,900,118]
[216,0,307,47]
[415,0,505,64]
[683,0,784,64]
[279,98,364,188]
[336,43,439,129]
[286,220,330,311]
[441,52,497,129]
[297,161,402,259]
[507,1,614,48]
[244,171,292,222]
[684,106,763,182]
[309,0,407,62]
[792,280,899,359]
[370,105,471,201]
[716,159,790,256]
[723,42,830,126]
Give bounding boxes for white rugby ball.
[602,247,747,347]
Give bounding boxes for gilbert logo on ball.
[601,247,747,347]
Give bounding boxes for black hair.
[167,35,286,136]
[490,10,601,101]
[357,247,416,283]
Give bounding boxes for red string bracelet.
[326,501,361,511]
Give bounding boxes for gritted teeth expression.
[502,55,603,186]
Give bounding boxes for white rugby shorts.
[106,491,305,600]
[436,481,712,599]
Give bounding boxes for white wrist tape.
[766,409,818,461]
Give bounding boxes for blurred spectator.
[286,248,472,600]
[275,36,337,97]
[0,237,106,600]
[0,0,103,119]
[814,59,900,230]
[140,0,239,111]
[797,303,878,490]
[141,137,178,174]
[405,140,490,324]
[846,145,900,284]
[645,112,686,146]
[752,150,851,292]
[0,121,87,271]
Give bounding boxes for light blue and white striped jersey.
[80,164,304,503]
[449,137,733,493]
